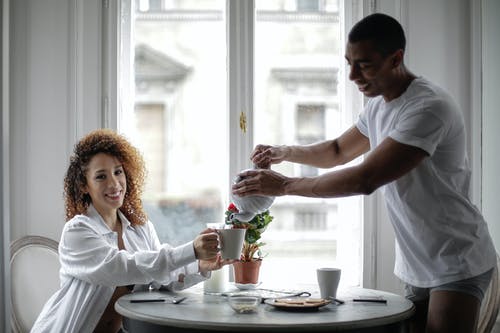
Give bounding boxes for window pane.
[296,104,325,144]
[255,0,362,287]
[125,0,227,246]
[297,0,319,12]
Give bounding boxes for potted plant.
[225,203,274,284]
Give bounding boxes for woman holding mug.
[32,129,231,333]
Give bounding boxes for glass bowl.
[227,295,261,314]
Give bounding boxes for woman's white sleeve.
[59,221,197,287]
[146,221,208,290]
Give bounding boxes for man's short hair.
[348,13,406,56]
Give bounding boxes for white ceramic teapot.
[230,171,275,222]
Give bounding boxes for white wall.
[482,0,500,251]
[10,0,102,241]
[406,0,472,133]
[11,0,69,239]
[482,0,500,327]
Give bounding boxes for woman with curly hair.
[32,129,230,333]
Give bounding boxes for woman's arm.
[59,220,204,287]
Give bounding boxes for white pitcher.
[230,171,275,222]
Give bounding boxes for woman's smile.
[84,152,127,219]
[105,190,123,201]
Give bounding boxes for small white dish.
[235,282,262,290]
[228,295,261,313]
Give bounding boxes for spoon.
[172,296,187,304]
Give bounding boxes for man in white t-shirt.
[232,13,497,333]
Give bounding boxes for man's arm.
[233,136,428,198]
[289,126,370,168]
[285,137,428,197]
[252,126,370,168]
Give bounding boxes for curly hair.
[63,128,148,226]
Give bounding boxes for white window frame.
[227,0,255,184]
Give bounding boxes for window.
[134,103,166,193]
[296,104,326,177]
[295,210,327,230]
[297,0,320,12]
[118,0,363,288]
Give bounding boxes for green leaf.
[245,228,261,244]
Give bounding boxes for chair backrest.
[478,255,500,333]
[10,236,60,333]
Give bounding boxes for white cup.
[218,228,246,260]
[317,267,341,299]
[206,222,225,230]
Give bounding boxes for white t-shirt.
[31,204,207,333]
[356,77,496,288]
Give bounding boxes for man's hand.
[251,144,288,169]
[232,169,290,197]
[193,229,219,260]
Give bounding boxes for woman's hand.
[199,254,236,274]
[251,144,288,169]
[193,229,219,260]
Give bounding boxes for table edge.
[116,299,416,332]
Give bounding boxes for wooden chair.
[10,236,60,333]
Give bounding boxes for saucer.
[234,282,262,290]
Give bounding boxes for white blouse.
[31,204,207,333]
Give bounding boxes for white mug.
[317,267,341,299]
[218,228,246,260]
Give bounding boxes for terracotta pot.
[233,260,262,284]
